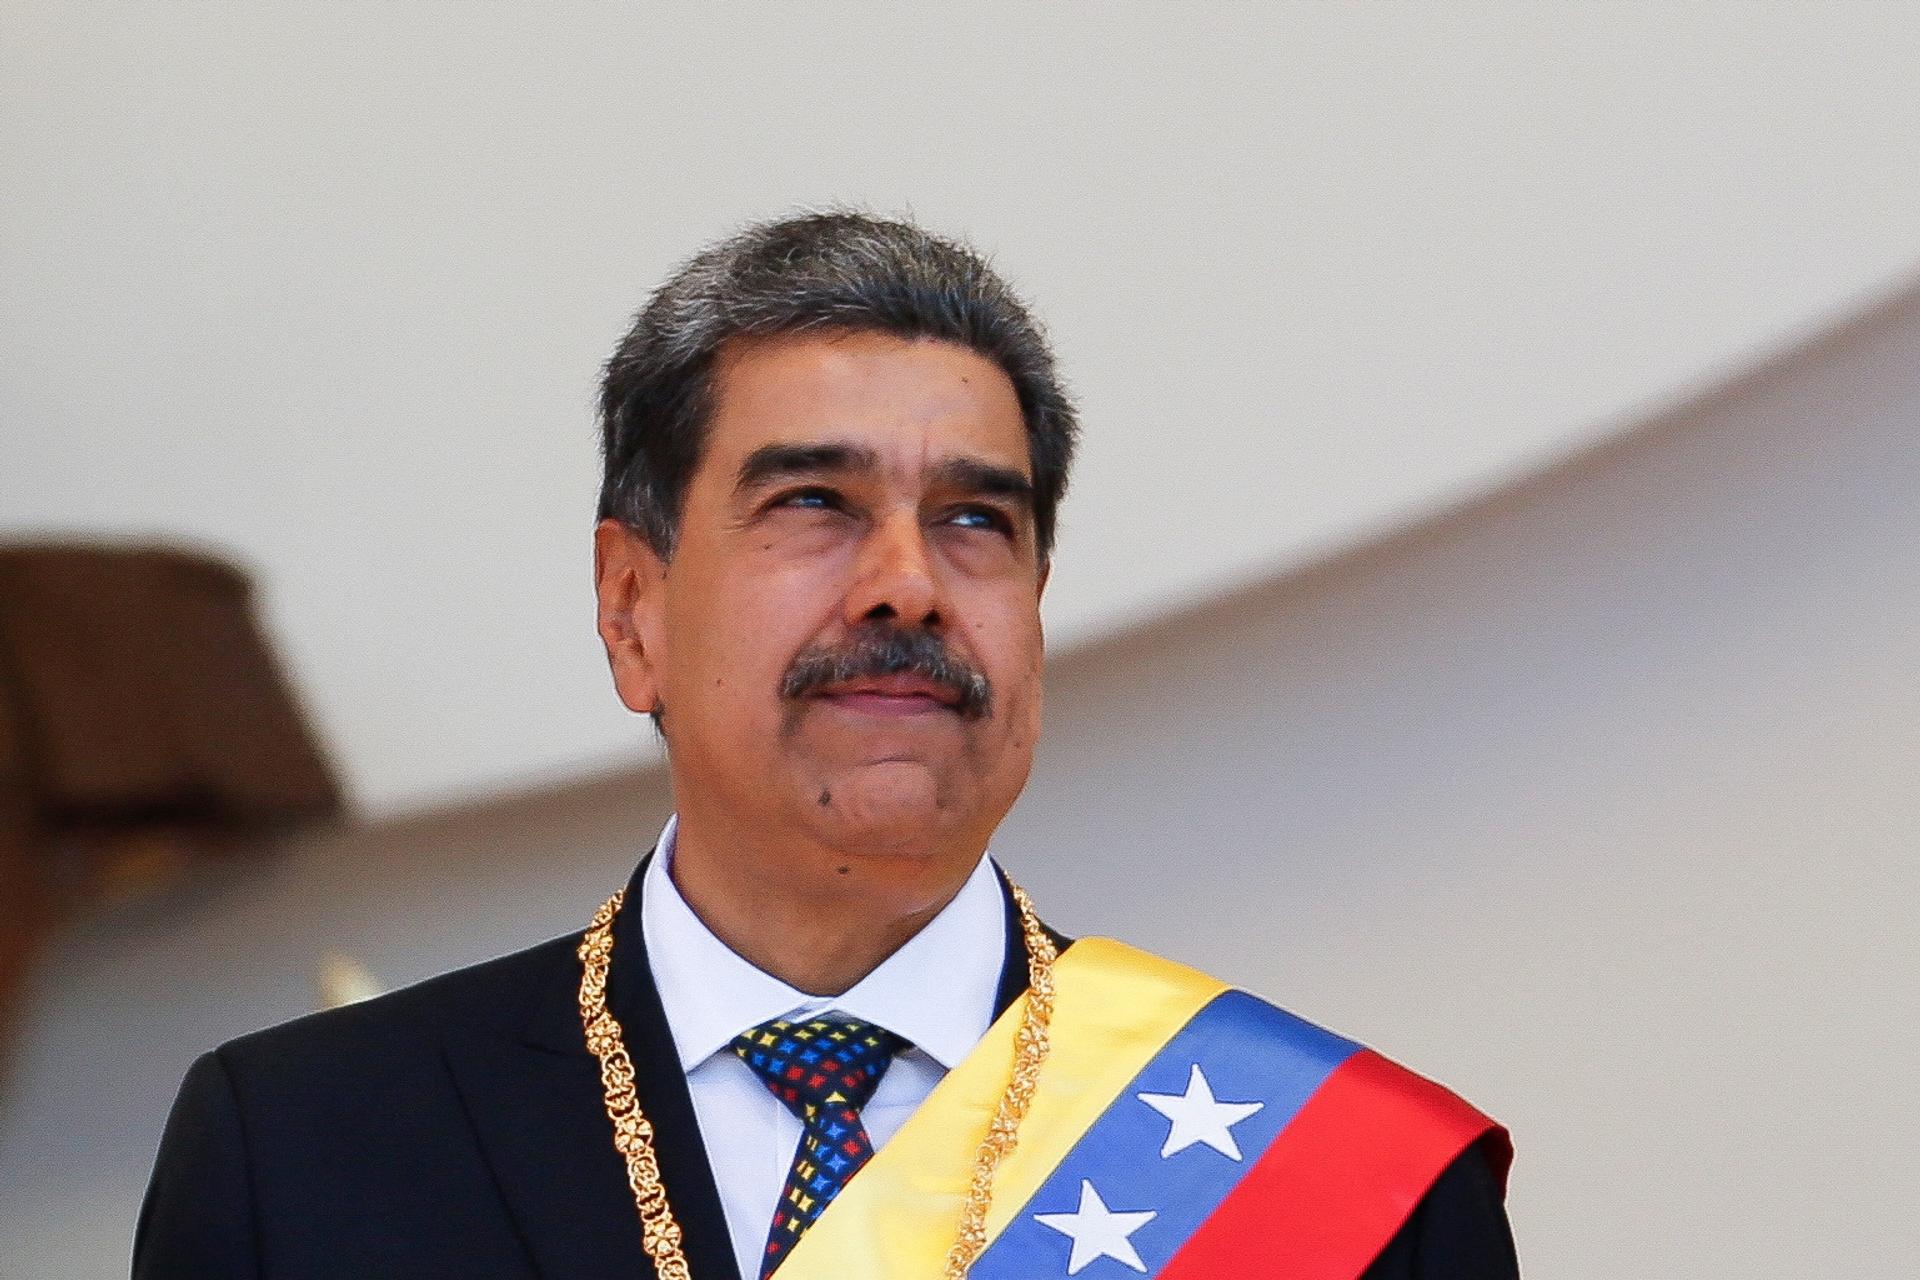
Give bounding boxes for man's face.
[595,330,1048,882]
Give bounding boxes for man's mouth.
[812,674,963,716]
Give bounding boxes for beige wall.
[5,277,1918,1274]
[8,2,1920,813]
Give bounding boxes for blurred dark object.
[0,542,342,1050]
[0,695,38,1074]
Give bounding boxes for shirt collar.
[640,812,1008,1075]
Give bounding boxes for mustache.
[780,625,993,720]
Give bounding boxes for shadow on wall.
[1013,268,1920,936]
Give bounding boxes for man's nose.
[843,510,941,628]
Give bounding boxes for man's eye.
[949,505,1014,535]
[773,487,839,511]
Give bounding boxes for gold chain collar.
[577,880,1058,1279]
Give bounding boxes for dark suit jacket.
[136,859,1517,1278]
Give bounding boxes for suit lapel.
[442,1022,653,1277]
[441,852,741,1280]
[991,859,1073,1019]
[601,853,742,1280]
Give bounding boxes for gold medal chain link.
[942,882,1056,1277]
[578,890,694,1280]
[576,880,1058,1279]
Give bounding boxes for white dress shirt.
[639,813,1008,1280]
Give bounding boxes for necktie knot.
[730,1012,908,1125]
[730,1012,909,1275]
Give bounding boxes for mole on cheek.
[818,787,832,807]
[836,865,850,876]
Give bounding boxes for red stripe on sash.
[1157,1049,1510,1280]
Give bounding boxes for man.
[136,212,1516,1278]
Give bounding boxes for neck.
[663,806,983,996]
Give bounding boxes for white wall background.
[5,272,1917,1277]
[7,2,1920,813]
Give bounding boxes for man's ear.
[593,518,668,716]
[1037,556,1051,600]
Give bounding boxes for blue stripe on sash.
[970,990,1361,1278]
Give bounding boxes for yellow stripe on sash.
[776,938,1227,1279]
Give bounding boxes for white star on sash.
[1032,1179,1157,1274]
[1137,1063,1265,1160]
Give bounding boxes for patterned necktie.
[730,1012,909,1277]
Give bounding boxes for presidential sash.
[777,938,1510,1279]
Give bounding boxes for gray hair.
[596,210,1078,560]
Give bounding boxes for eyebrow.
[732,442,880,496]
[929,457,1034,509]
[732,441,1034,510]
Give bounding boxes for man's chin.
[798,760,961,855]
